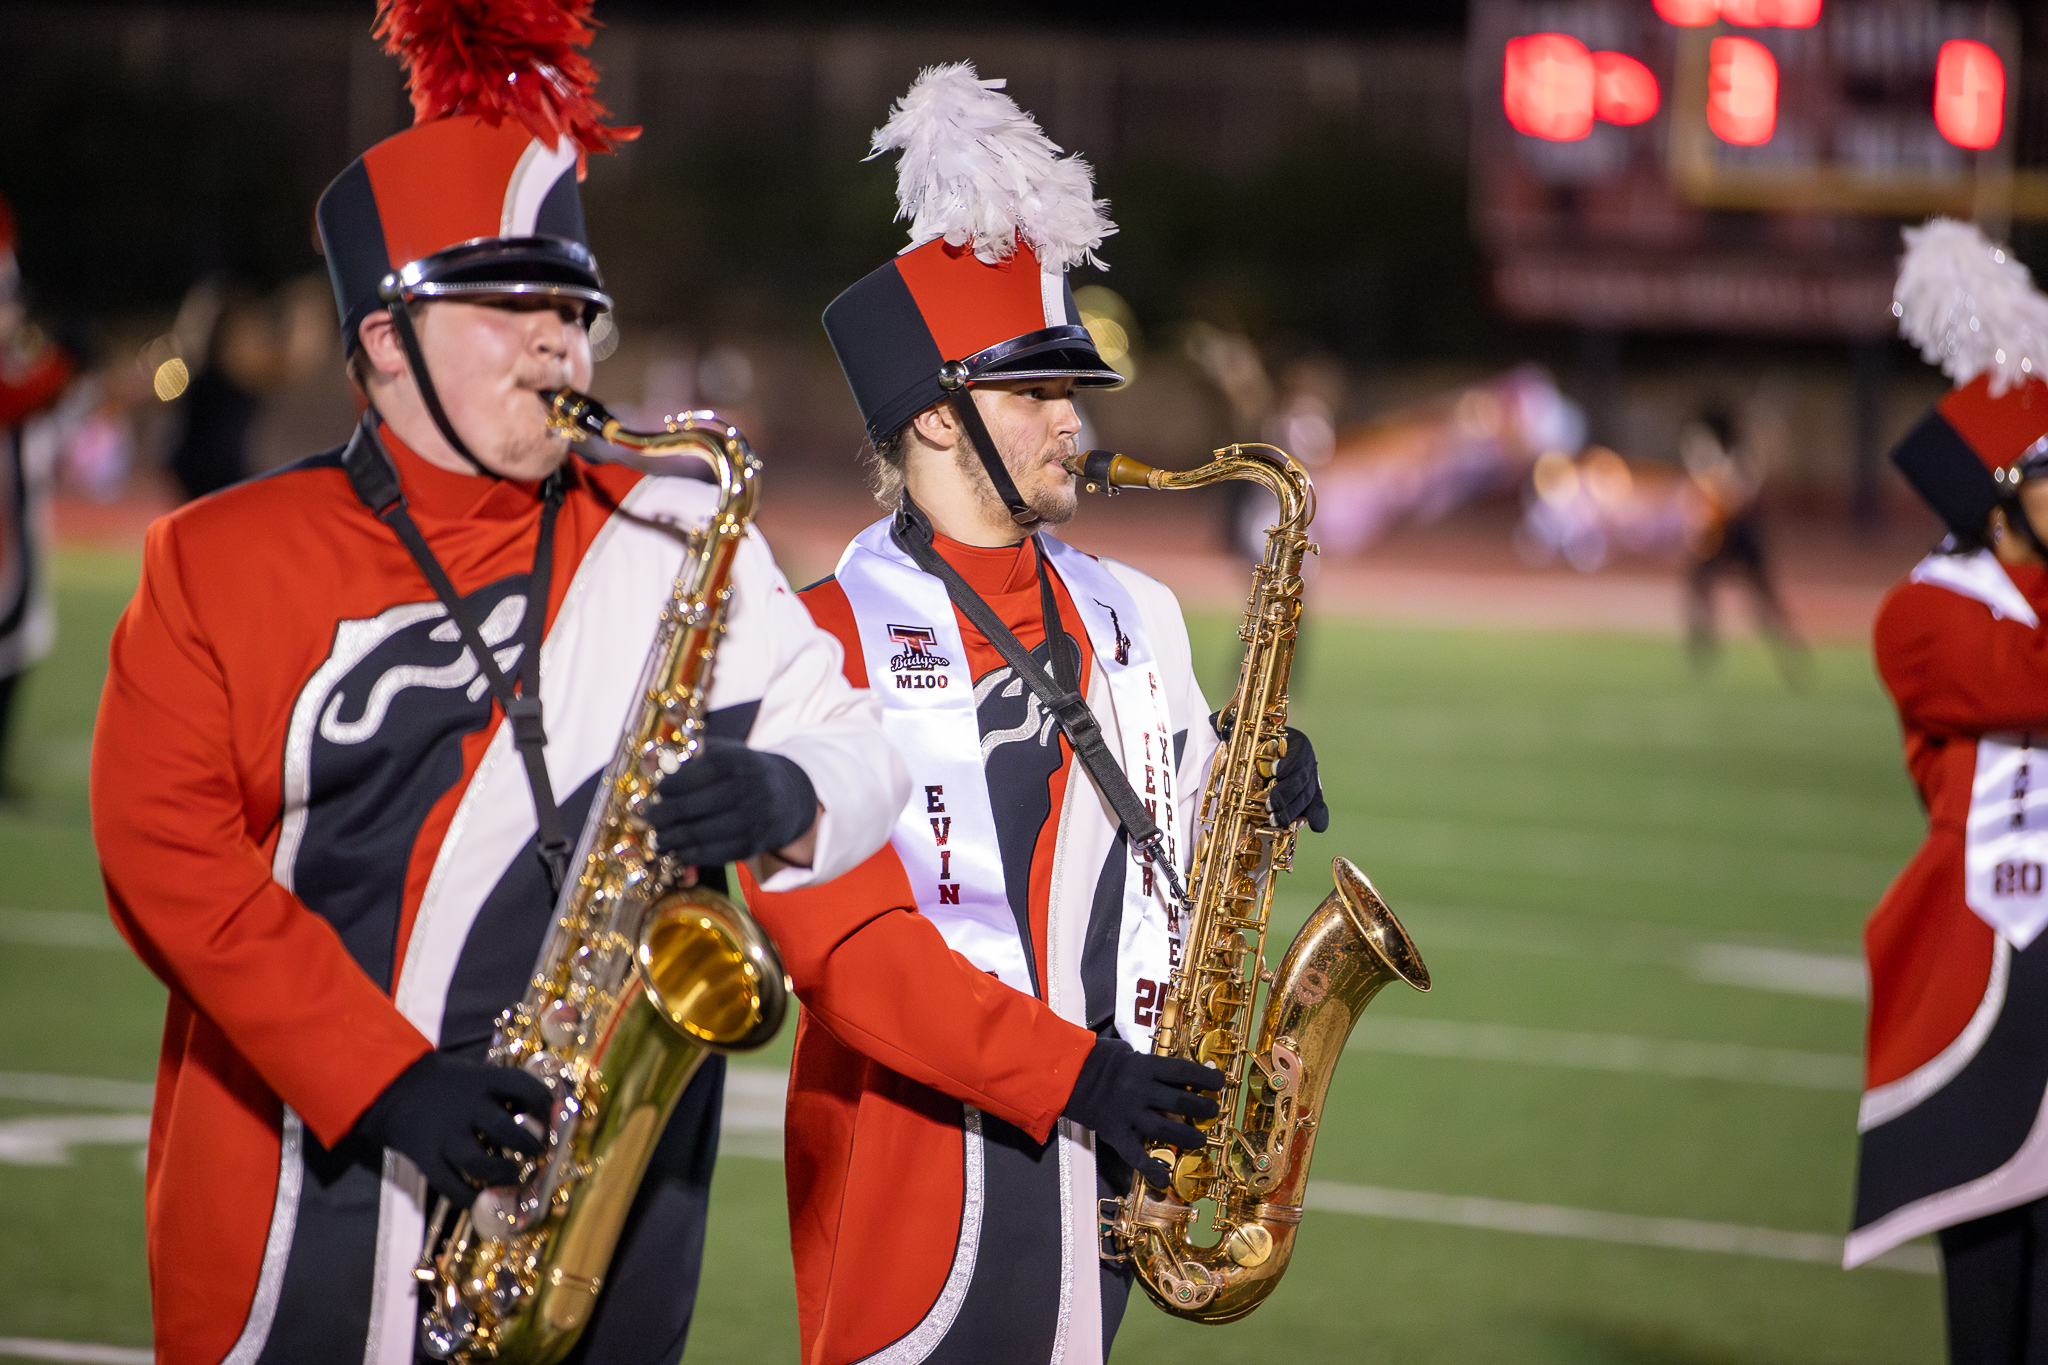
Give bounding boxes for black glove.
[1212,713,1329,834]
[1269,727,1328,833]
[1062,1036,1225,1188]
[646,736,818,866]
[352,1052,552,1209]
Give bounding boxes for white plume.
[868,62,1115,273]
[1895,218,2048,395]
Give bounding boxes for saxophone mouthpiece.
[547,388,618,443]
[1065,449,1155,493]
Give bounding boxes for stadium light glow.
[1503,34,1595,142]
[1934,40,2005,150]
[1655,0,1820,25]
[1707,36,1777,145]
[1592,52,1660,125]
[1652,0,1718,24]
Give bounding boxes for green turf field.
[0,550,1941,1363]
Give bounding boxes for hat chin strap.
[943,387,1040,528]
[388,301,499,480]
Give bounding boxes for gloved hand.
[1212,713,1329,834]
[1268,727,1328,833]
[646,736,818,866]
[352,1051,552,1208]
[1062,1036,1225,1188]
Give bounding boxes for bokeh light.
[1503,33,1595,142]
[1708,36,1778,146]
[1933,40,2004,151]
[1592,52,1660,126]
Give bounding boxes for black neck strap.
[943,387,1040,529]
[387,301,496,479]
[890,496,1186,905]
[341,414,572,893]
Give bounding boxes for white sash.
[833,518,1178,1046]
[1966,733,2048,948]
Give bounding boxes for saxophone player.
[742,67,1328,1365]
[87,6,904,1362]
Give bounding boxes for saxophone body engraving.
[416,393,789,1363]
[1067,445,1431,1324]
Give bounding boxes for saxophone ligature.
[1065,444,1431,1324]
[415,391,790,1362]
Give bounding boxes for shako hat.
[316,0,637,358]
[1890,218,2048,536]
[824,64,1121,455]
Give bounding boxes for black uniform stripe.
[1855,935,2048,1228]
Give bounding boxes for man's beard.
[957,435,1079,527]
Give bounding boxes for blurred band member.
[1849,220,2048,1362]
[740,66,1328,1365]
[0,192,75,795]
[1679,407,1804,681]
[88,6,903,1362]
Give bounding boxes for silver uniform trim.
[218,1107,305,1365]
[1049,1119,1077,1365]
[854,1106,988,1365]
[1859,935,2011,1132]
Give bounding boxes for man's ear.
[909,400,959,453]
[355,309,408,387]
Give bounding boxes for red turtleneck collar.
[931,532,1044,599]
[379,423,564,522]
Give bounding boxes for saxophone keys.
[1225,1223,1274,1269]
[1171,1150,1213,1202]
[539,1000,582,1048]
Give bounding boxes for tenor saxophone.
[416,392,790,1362]
[1066,444,1431,1324]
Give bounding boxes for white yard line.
[0,1073,154,1108]
[0,910,122,951]
[1391,902,1868,1001]
[1304,1181,1936,1275]
[1348,1016,1862,1090]
[1689,943,1867,1001]
[0,1339,153,1364]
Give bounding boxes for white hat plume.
[1895,218,2048,395]
[868,61,1115,272]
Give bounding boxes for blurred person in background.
[86,5,901,1363]
[742,66,1326,1365]
[1678,405,1805,683]
[0,190,78,799]
[167,276,335,499]
[1847,220,2048,1362]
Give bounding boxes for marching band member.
[1849,220,2048,1362]
[88,5,903,1362]
[741,66,1328,1365]
[0,191,76,796]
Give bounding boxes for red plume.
[372,0,639,176]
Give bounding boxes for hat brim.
[961,326,1123,387]
[384,236,613,315]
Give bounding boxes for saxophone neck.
[1063,445,1314,533]
[546,387,762,522]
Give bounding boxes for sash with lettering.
[832,515,1180,1051]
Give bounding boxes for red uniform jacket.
[93,428,896,1363]
[1849,554,2048,1264]
[743,531,1215,1365]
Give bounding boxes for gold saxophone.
[416,392,790,1362]
[1066,444,1430,1323]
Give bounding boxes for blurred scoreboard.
[1470,0,2035,337]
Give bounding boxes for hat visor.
[961,326,1124,387]
[385,236,612,315]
